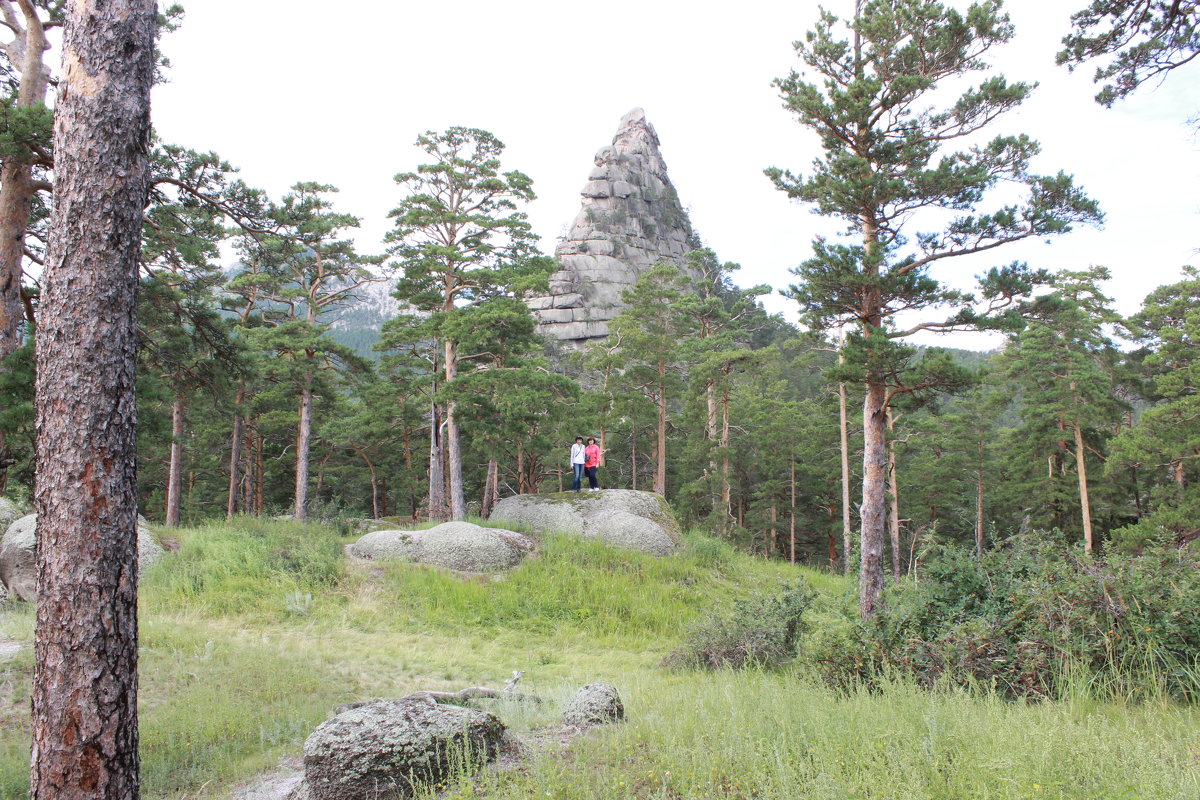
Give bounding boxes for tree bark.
[886,408,900,580]
[481,458,499,518]
[225,387,244,518]
[444,338,465,520]
[0,0,51,362]
[860,376,888,617]
[427,400,446,520]
[720,386,732,533]
[165,393,186,527]
[975,438,985,557]
[31,4,155,799]
[654,360,667,496]
[838,338,852,575]
[293,374,313,521]
[1072,420,1094,553]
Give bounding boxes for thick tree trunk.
[293,375,313,521]
[1072,421,1094,553]
[254,431,264,516]
[225,387,245,518]
[0,1,51,362]
[886,409,900,579]
[165,393,186,527]
[860,378,888,618]
[31,4,155,799]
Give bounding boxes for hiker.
[570,436,586,492]
[584,436,602,491]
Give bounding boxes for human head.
[575,436,584,443]
[587,437,596,445]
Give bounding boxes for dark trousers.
[585,465,599,489]
[572,463,584,491]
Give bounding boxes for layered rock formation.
[528,108,701,345]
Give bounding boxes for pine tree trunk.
[1072,420,1094,553]
[31,4,154,799]
[254,432,265,515]
[294,375,313,521]
[720,386,732,532]
[706,377,720,516]
[0,2,51,362]
[828,502,838,569]
[790,454,797,565]
[165,393,186,527]
[444,338,465,520]
[886,409,900,579]
[225,387,245,518]
[975,438,985,557]
[630,433,637,491]
[516,437,525,495]
[481,458,499,518]
[654,362,667,496]
[838,337,852,575]
[359,450,379,519]
[428,400,447,521]
[860,378,888,618]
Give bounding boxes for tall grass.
[2,518,1200,799]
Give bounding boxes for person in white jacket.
[569,436,586,492]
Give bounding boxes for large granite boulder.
[0,513,165,602]
[562,682,625,729]
[489,489,680,556]
[349,521,535,573]
[526,108,703,347]
[302,698,504,800]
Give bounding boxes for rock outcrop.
[301,698,504,800]
[0,513,165,602]
[527,108,701,345]
[0,498,24,531]
[349,521,535,573]
[489,489,681,556]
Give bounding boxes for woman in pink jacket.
[584,437,602,491]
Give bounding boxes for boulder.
[562,683,624,728]
[349,522,535,573]
[0,513,165,602]
[303,698,504,800]
[490,489,680,555]
[0,497,24,530]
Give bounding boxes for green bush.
[664,580,815,670]
[810,535,1200,700]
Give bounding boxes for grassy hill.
[2,518,1198,799]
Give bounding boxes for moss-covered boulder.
[349,522,535,573]
[302,698,504,800]
[0,497,24,531]
[489,489,680,556]
[0,513,164,602]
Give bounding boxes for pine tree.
[767,0,1102,616]
[997,267,1124,552]
[31,1,155,797]
[386,127,552,519]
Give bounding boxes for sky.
[149,0,1199,349]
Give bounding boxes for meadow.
[1,518,1197,800]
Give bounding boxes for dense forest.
[0,0,1195,576]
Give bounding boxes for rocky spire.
[527,108,701,345]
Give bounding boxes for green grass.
[2,517,1199,799]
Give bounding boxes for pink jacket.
[584,444,600,468]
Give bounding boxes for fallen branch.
[403,687,544,705]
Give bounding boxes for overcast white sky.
[149,0,1198,349]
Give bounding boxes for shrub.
[810,534,1200,700]
[665,580,815,670]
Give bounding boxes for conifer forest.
[1,1,1200,799]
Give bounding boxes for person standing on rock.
[570,436,586,492]
[584,437,602,491]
